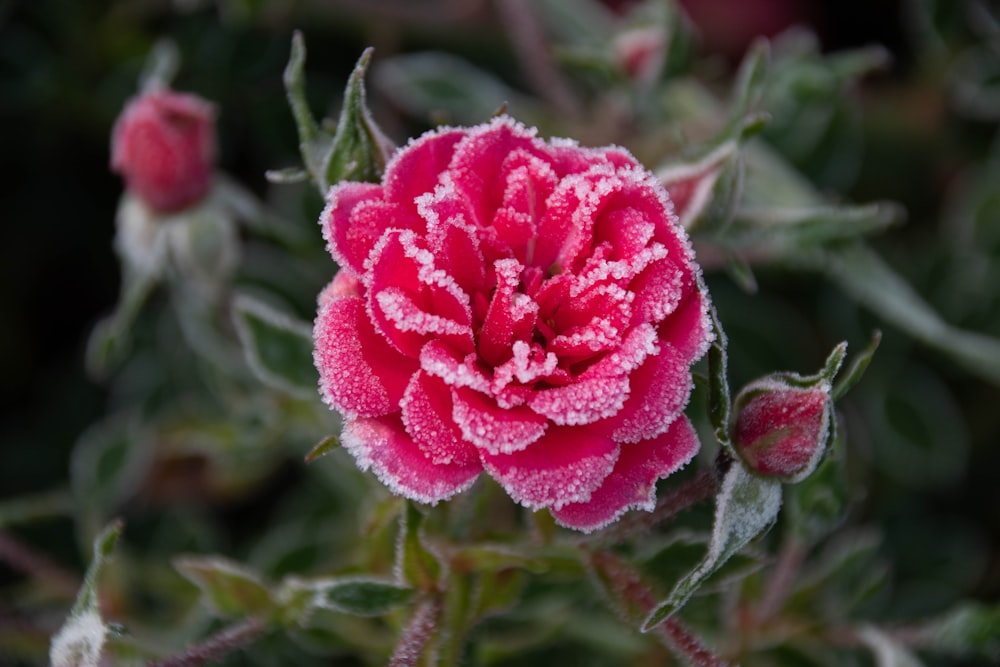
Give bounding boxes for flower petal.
[368,230,474,356]
[384,128,466,207]
[343,415,480,504]
[480,427,620,510]
[551,416,700,532]
[313,295,417,418]
[401,371,480,467]
[322,182,420,277]
[657,280,712,363]
[479,258,539,366]
[451,386,548,455]
[529,324,659,426]
[591,344,691,443]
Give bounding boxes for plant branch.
[146,617,266,667]
[0,529,80,599]
[389,594,442,667]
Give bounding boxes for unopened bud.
[111,89,217,213]
[732,379,832,482]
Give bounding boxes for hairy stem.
[147,617,266,667]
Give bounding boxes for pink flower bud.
[613,26,667,84]
[732,380,831,481]
[111,89,217,213]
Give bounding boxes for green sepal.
[284,35,393,193]
[707,306,734,455]
[278,576,413,624]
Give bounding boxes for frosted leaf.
[642,463,781,630]
[50,609,107,667]
[858,626,927,667]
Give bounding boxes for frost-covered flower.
[732,380,832,482]
[111,89,217,213]
[314,117,712,531]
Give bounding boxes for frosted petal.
[551,416,700,532]
[368,230,474,356]
[314,295,417,418]
[452,385,548,455]
[419,340,492,394]
[480,426,619,510]
[591,344,692,443]
[384,128,466,207]
[343,415,480,504]
[401,371,480,467]
[479,258,539,366]
[322,182,424,278]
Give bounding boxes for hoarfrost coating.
[314,116,713,532]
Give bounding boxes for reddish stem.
[588,469,718,545]
[0,529,80,599]
[388,595,441,667]
[147,617,266,667]
[589,551,732,667]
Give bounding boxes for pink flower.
[111,89,217,213]
[314,117,712,532]
[732,380,832,481]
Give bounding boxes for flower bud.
[732,379,832,482]
[111,89,217,213]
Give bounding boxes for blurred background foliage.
[1,0,999,665]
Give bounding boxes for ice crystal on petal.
[313,116,712,525]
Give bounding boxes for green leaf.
[730,39,770,120]
[232,294,316,397]
[374,52,534,125]
[725,202,903,252]
[283,32,328,191]
[279,576,413,622]
[817,243,1000,386]
[71,415,154,536]
[857,625,926,667]
[304,434,340,464]
[642,464,781,630]
[174,555,274,618]
[49,520,123,667]
[925,602,1000,658]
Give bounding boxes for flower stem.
[146,617,266,667]
[389,594,442,667]
[0,529,79,599]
